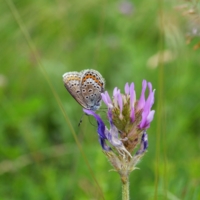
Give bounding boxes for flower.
[83,80,155,173]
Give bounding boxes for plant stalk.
[121,175,130,200]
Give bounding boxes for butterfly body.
[63,69,105,111]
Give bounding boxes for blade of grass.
[4,0,105,199]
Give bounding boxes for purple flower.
[101,80,155,153]
[84,80,154,156]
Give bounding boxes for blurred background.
[0,0,200,199]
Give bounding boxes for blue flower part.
[135,132,148,155]
[99,137,111,151]
[83,109,125,151]
[83,109,106,139]
[83,109,110,151]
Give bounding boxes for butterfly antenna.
[88,116,97,127]
[78,113,85,127]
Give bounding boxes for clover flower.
[83,80,155,199]
[84,80,155,153]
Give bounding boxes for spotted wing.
[80,69,105,111]
[63,72,87,109]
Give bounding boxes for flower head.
[100,80,155,149]
[83,80,155,173]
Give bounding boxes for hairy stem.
[121,175,130,200]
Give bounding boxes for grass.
[0,0,200,199]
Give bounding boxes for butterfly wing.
[80,69,105,110]
[63,72,88,109]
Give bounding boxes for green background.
[0,0,200,199]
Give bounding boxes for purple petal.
[83,109,113,151]
[105,91,112,104]
[101,92,113,108]
[139,109,149,129]
[139,110,155,129]
[99,138,111,151]
[104,112,125,149]
[130,107,135,122]
[146,110,155,126]
[138,82,155,129]
[137,80,147,111]
[117,92,123,114]
[107,108,113,124]
[105,123,124,148]
[142,87,155,117]
[136,132,148,155]
[144,89,154,113]
[101,93,109,106]
[113,87,119,98]
[148,82,152,94]
[83,109,106,139]
[125,83,130,95]
[145,83,154,111]
[129,82,135,108]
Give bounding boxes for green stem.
[121,175,130,200]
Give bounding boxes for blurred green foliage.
[0,0,200,199]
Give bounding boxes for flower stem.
[121,175,130,200]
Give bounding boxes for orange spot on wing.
[82,75,103,88]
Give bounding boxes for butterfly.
[63,69,105,111]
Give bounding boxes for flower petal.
[130,82,135,108]
[105,91,112,104]
[139,110,155,129]
[117,92,123,115]
[137,80,147,111]
[101,93,109,106]
[125,83,130,95]
[146,110,155,126]
[130,107,135,122]
[113,87,119,98]
[101,92,113,109]
[136,132,148,155]
[139,83,155,129]
[99,137,111,151]
[83,109,106,139]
